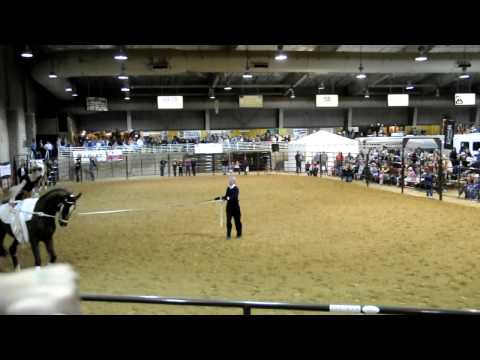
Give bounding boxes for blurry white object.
[0,264,81,315]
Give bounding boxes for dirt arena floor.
[1,174,480,314]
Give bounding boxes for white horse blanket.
[0,198,39,244]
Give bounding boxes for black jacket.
[222,186,240,210]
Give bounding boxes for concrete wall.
[210,109,277,129]
[284,109,345,128]
[352,108,409,126]
[133,110,204,130]
[0,45,59,163]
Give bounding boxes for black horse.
[0,188,81,270]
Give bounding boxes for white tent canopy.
[289,130,360,155]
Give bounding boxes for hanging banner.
[0,162,11,178]
[454,93,476,106]
[443,118,455,149]
[86,97,109,112]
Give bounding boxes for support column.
[412,107,418,127]
[347,108,353,129]
[474,107,480,128]
[126,111,132,131]
[25,112,36,145]
[0,107,9,163]
[277,109,284,129]
[0,46,9,162]
[205,110,211,131]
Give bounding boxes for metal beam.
[284,74,309,96]
[131,84,292,89]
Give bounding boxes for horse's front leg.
[30,239,42,269]
[9,240,20,271]
[45,238,57,264]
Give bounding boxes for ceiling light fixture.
[117,63,129,80]
[356,65,367,80]
[275,45,288,61]
[124,96,131,101]
[415,46,428,62]
[405,82,415,90]
[356,46,367,80]
[318,82,325,90]
[121,86,130,92]
[65,87,73,92]
[364,89,370,98]
[114,46,128,61]
[71,93,78,97]
[224,85,232,91]
[458,48,471,79]
[209,88,216,99]
[48,72,58,79]
[21,45,33,58]
[289,88,295,99]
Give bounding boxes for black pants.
[192,166,196,176]
[75,167,81,182]
[226,207,242,237]
[173,166,177,176]
[186,166,191,176]
[160,166,165,176]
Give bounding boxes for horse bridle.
[57,199,76,225]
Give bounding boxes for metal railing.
[79,293,480,315]
[58,142,288,157]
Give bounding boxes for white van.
[453,133,480,155]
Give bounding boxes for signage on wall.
[454,93,476,106]
[239,95,263,108]
[86,97,109,112]
[443,118,456,149]
[387,94,409,107]
[194,143,223,154]
[315,94,339,107]
[0,162,11,178]
[157,96,184,109]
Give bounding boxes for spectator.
[222,158,229,175]
[178,160,183,176]
[74,156,82,182]
[295,152,303,174]
[424,170,434,198]
[305,162,311,176]
[184,158,192,176]
[88,156,97,181]
[160,160,167,176]
[172,161,177,177]
[234,161,241,176]
[191,158,197,176]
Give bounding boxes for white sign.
[239,95,263,108]
[316,94,339,107]
[157,96,184,109]
[388,94,409,107]
[181,131,201,139]
[455,93,476,106]
[194,143,223,154]
[86,97,108,112]
[0,163,11,177]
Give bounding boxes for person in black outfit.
[13,165,44,201]
[75,156,82,182]
[191,158,197,176]
[215,177,242,240]
[160,160,167,176]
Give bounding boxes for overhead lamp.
[65,87,73,92]
[121,86,130,92]
[117,63,129,80]
[209,88,216,99]
[275,45,288,61]
[114,46,128,61]
[364,89,370,98]
[435,88,440,97]
[124,96,131,101]
[21,45,33,58]
[415,46,428,62]
[318,82,325,90]
[72,93,78,97]
[243,71,253,79]
[405,82,415,90]
[356,65,367,80]
[224,85,232,91]
[48,72,58,79]
[458,59,471,79]
[289,88,295,99]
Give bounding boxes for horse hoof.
[35,266,41,271]
[15,265,21,272]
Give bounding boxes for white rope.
[78,209,144,216]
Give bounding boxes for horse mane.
[34,188,71,213]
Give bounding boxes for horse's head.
[58,192,82,227]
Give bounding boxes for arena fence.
[79,293,480,315]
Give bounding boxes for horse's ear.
[75,192,82,200]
